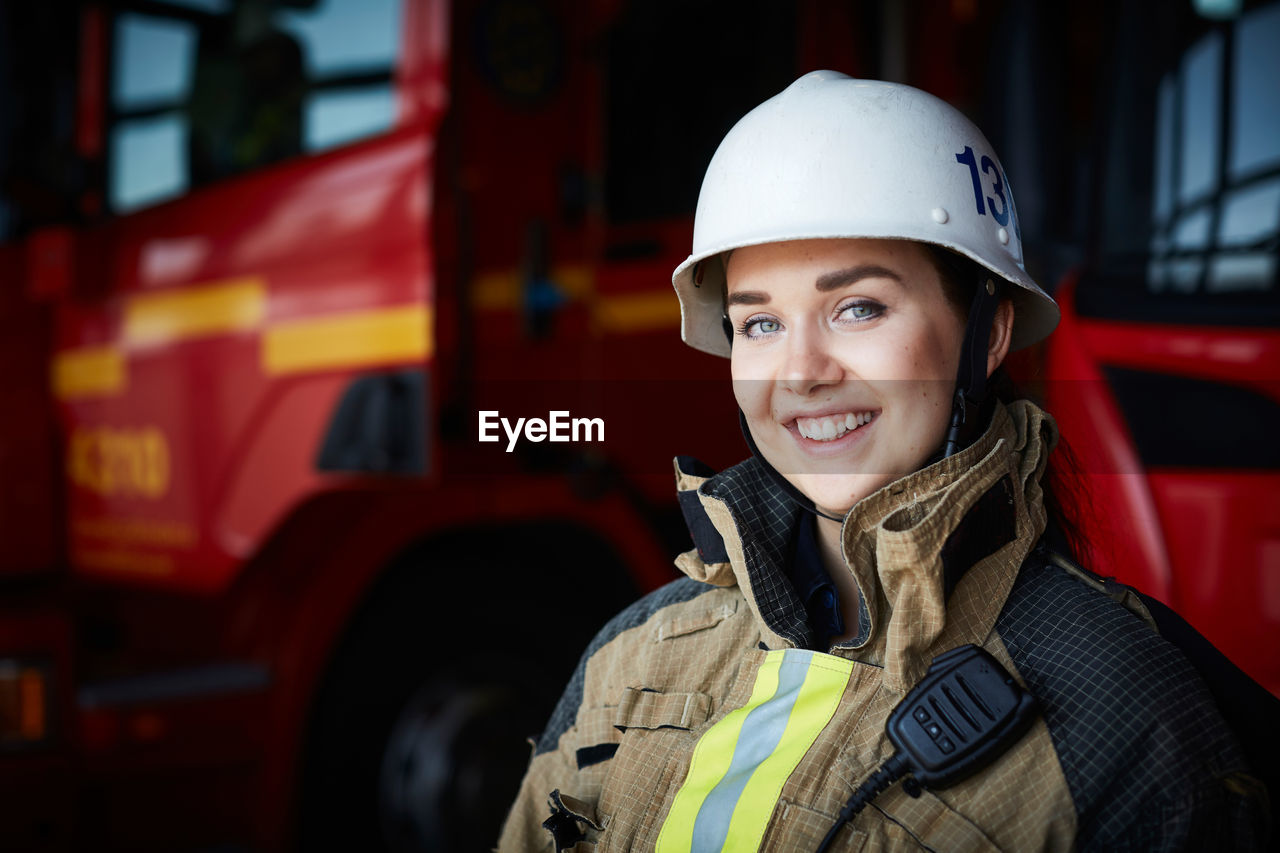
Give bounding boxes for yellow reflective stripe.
[52,346,126,399]
[262,304,432,375]
[657,653,784,853]
[723,654,852,851]
[124,277,266,346]
[656,650,852,853]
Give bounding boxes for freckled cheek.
[837,330,935,379]
[923,323,965,379]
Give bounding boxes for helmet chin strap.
[943,276,1004,459]
[724,276,1003,523]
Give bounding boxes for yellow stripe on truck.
[124,277,266,346]
[262,304,433,375]
[594,291,682,333]
[52,346,126,399]
[54,299,432,399]
[470,264,681,333]
[472,264,594,311]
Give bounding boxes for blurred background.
[0,0,1276,849]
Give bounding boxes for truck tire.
[296,530,639,852]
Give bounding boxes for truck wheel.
[376,657,545,852]
[298,618,566,852]
[297,533,639,852]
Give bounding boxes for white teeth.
[796,411,876,441]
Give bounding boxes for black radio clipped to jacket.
[817,644,1039,852]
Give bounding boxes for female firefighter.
[498,72,1268,851]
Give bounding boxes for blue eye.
[737,316,781,338]
[838,301,884,322]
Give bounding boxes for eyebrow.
[726,264,904,307]
[816,264,903,291]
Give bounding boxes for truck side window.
[1079,0,1279,326]
[108,0,401,214]
[110,12,197,213]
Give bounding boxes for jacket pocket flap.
[614,688,712,731]
[656,599,739,641]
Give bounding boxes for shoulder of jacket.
[998,548,1193,705]
[997,549,1253,849]
[534,576,726,755]
[1036,547,1158,629]
[595,576,729,649]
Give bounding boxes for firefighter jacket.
[498,401,1268,852]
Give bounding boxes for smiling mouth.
[794,411,877,442]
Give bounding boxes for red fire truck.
[1041,0,1280,708]
[0,0,1275,850]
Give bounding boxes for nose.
[779,326,843,396]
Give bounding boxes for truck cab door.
[54,0,446,593]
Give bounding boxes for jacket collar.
[674,400,1057,691]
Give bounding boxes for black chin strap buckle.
[943,388,971,459]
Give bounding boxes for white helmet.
[672,71,1059,357]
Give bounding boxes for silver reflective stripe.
[690,653,812,850]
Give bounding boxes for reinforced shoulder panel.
[997,555,1267,850]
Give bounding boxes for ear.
[986,298,1015,377]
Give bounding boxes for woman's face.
[726,238,1007,517]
